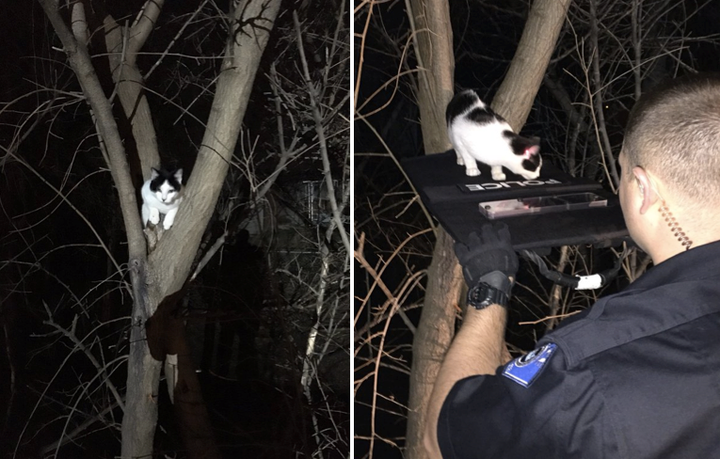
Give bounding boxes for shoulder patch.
[502,343,558,388]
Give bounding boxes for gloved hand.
[454,223,519,288]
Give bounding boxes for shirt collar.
[624,239,720,292]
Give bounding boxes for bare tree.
[40,0,281,455]
[2,0,287,456]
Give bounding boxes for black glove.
[454,223,519,291]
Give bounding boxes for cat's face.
[150,168,183,203]
[518,144,542,178]
[506,136,542,179]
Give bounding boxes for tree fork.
[405,0,573,458]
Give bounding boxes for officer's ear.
[633,166,658,215]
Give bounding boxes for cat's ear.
[524,145,540,158]
[174,168,183,185]
[151,168,160,179]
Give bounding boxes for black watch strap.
[478,271,513,294]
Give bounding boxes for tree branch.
[293,11,350,255]
[149,0,282,302]
[103,7,162,180]
[38,0,147,260]
[494,0,573,130]
[128,0,165,59]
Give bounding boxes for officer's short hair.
[623,74,720,204]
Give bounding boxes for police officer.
[424,75,720,458]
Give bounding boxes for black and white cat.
[141,167,183,230]
[446,89,542,180]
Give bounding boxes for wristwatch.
[466,271,513,310]
[467,282,509,309]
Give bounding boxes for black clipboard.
[402,151,629,249]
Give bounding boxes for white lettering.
[464,178,566,191]
[481,183,504,190]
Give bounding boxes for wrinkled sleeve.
[436,344,578,459]
[437,371,518,459]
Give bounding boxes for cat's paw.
[465,167,481,177]
[149,211,160,225]
[491,172,506,181]
[163,219,174,230]
[456,156,465,166]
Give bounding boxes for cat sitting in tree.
[141,167,183,230]
[446,89,542,180]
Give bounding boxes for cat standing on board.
[141,167,183,230]
[446,89,542,180]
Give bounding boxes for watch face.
[468,283,507,309]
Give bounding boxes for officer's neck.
[645,204,720,265]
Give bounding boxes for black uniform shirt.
[438,240,720,459]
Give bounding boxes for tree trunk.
[405,0,572,458]
[406,230,463,459]
[403,0,457,457]
[124,1,281,457]
[407,0,455,155]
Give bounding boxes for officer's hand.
[454,223,519,287]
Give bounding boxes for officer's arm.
[425,225,517,458]
[424,304,509,458]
